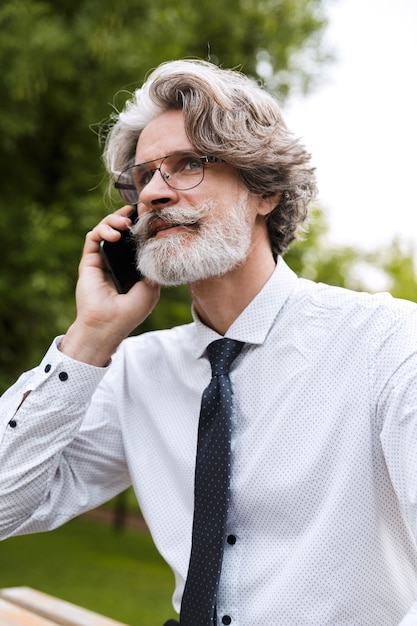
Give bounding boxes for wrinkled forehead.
[135,110,193,163]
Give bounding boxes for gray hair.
[103,59,317,257]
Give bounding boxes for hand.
[60,206,160,366]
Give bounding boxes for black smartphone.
[99,207,143,294]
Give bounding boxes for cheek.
[204,170,246,199]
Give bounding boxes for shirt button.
[44,364,51,373]
[222,616,232,625]
[59,372,68,381]
[227,534,236,545]
[8,420,17,428]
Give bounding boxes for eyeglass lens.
[116,152,206,204]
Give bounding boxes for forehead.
[135,110,192,162]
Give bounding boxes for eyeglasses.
[115,151,224,204]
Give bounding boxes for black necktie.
[180,338,244,626]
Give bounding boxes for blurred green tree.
[285,208,417,300]
[371,238,417,302]
[0,0,330,390]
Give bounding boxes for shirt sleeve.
[0,337,130,539]
[375,303,417,539]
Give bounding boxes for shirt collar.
[191,257,298,358]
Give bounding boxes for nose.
[138,168,180,212]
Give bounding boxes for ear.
[257,191,282,217]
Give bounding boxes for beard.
[131,192,253,286]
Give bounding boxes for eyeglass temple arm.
[114,182,136,190]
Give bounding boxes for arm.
[0,207,160,538]
[379,352,417,536]
[0,340,121,538]
[375,302,417,538]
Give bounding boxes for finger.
[85,209,135,249]
[117,280,161,322]
[114,204,137,218]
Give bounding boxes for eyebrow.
[134,149,198,166]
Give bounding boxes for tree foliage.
[1,0,415,395]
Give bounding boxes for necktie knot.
[207,338,244,377]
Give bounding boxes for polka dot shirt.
[1,259,417,625]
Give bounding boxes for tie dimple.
[180,338,244,626]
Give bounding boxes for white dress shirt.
[1,258,417,625]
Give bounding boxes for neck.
[189,238,276,335]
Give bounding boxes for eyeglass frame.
[114,151,224,204]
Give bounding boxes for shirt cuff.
[28,335,110,397]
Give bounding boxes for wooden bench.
[0,587,130,626]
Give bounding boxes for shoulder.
[286,279,417,360]
[297,278,417,321]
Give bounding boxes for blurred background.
[284,0,417,254]
[0,0,416,624]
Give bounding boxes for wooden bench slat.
[0,588,130,626]
[0,598,59,626]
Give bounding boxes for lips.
[149,217,197,237]
[150,218,181,236]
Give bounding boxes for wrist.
[60,321,119,367]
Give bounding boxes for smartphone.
[99,207,143,294]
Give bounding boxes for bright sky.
[283,0,417,253]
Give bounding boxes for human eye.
[178,155,204,173]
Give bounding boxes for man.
[1,60,417,625]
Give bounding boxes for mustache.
[132,201,215,242]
